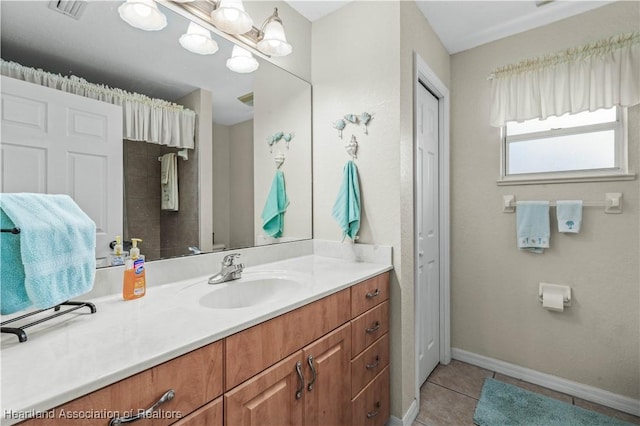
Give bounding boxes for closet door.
[1,76,123,264]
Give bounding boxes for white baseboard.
[387,398,419,426]
[452,348,640,417]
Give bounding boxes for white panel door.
[417,82,440,386]
[1,76,123,265]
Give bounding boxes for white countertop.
[0,254,392,425]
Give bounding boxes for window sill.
[497,173,636,186]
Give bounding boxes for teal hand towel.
[261,170,289,238]
[332,160,361,240]
[556,200,582,233]
[0,193,96,312]
[516,201,550,253]
[0,210,30,314]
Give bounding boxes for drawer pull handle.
[366,355,380,370]
[366,288,380,299]
[307,355,317,392]
[109,389,175,425]
[366,321,380,334]
[367,401,381,419]
[295,361,304,400]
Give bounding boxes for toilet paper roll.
[543,291,564,312]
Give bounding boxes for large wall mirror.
[0,1,312,267]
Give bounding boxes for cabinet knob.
[109,389,175,425]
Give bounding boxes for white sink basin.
[198,273,308,310]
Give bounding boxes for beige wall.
[177,89,213,254]
[450,1,640,399]
[212,122,231,248]
[212,120,254,249]
[312,1,450,418]
[253,61,312,245]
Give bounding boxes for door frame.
[413,52,451,400]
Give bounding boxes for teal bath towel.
[261,170,289,238]
[332,160,361,240]
[1,210,30,314]
[0,193,96,313]
[516,201,550,253]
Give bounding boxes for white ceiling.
[286,0,614,54]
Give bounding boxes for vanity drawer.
[351,273,389,318]
[351,333,389,398]
[351,301,389,357]
[351,366,390,426]
[19,341,223,426]
[225,288,351,390]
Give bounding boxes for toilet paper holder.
[538,283,571,307]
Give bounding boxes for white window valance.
[1,59,196,149]
[488,32,640,127]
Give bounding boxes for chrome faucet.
[208,253,244,284]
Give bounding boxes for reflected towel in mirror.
[261,170,289,238]
[161,153,179,211]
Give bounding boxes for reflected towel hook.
[345,134,358,159]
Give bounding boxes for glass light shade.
[226,45,259,73]
[179,22,219,55]
[210,0,253,35]
[118,0,167,31]
[257,19,292,57]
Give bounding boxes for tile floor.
[413,360,640,426]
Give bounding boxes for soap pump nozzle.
[130,238,142,260]
[114,236,123,256]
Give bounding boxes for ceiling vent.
[48,1,86,20]
[238,92,254,107]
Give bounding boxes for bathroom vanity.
[1,251,391,426]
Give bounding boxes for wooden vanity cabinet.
[350,273,390,426]
[17,272,390,426]
[172,397,223,426]
[224,271,390,426]
[18,340,224,426]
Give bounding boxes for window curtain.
[0,59,196,149]
[488,32,640,127]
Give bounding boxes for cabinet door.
[303,324,351,426]
[225,351,304,426]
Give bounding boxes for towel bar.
[1,301,96,343]
[503,193,622,214]
[0,227,20,234]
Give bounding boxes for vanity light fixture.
[226,45,259,73]
[179,22,219,55]
[210,0,253,35]
[257,8,292,57]
[118,0,167,31]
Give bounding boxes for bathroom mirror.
[0,1,312,265]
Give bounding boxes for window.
[499,107,632,184]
